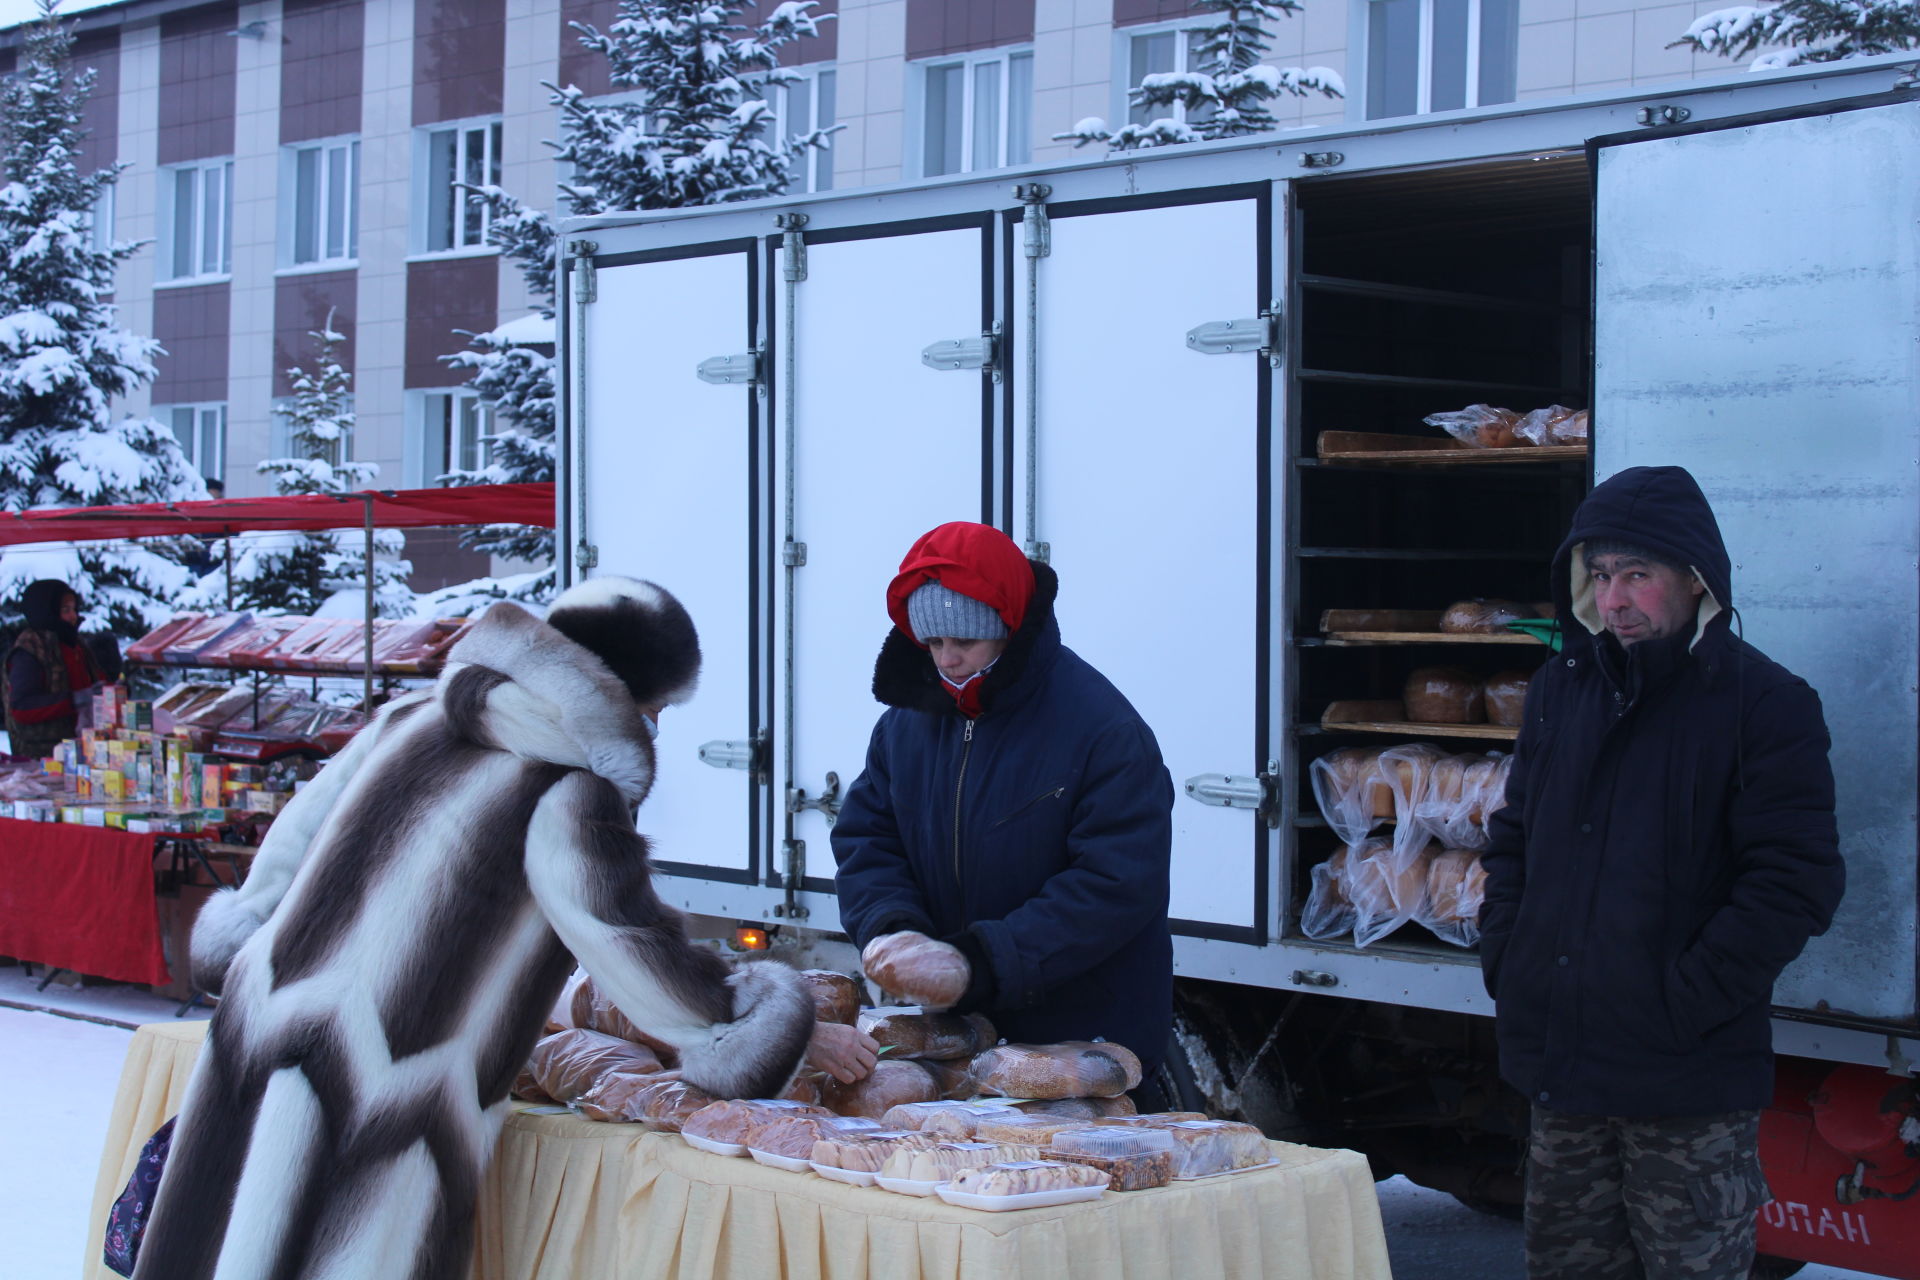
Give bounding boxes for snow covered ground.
[0,980,1884,1280]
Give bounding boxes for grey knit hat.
[906,580,1008,643]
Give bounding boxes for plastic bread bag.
[1348,838,1431,948]
[861,931,970,1008]
[577,1069,681,1123]
[525,1028,666,1105]
[800,969,862,1025]
[1379,743,1451,865]
[858,1010,996,1060]
[1411,751,1506,851]
[581,978,681,1064]
[1513,405,1580,447]
[820,1058,941,1118]
[1418,849,1489,948]
[967,1041,1143,1100]
[1422,403,1522,448]
[1308,747,1392,845]
[1551,409,1589,444]
[1300,844,1358,941]
[1468,755,1513,844]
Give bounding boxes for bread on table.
[920,1056,975,1100]
[881,1141,1039,1182]
[860,1010,996,1060]
[525,1028,666,1104]
[810,1129,935,1172]
[946,1161,1109,1196]
[921,1102,1018,1138]
[799,969,861,1025]
[637,1077,718,1133]
[1049,1128,1178,1191]
[1404,667,1487,724]
[968,1041,1143,1100]
[972,1112,1103,1145]
[1094,1112,1210,1127]
[750,1113,880,1159]
[1159,1121,1273,1177]
[1011,1095,1137,1121]
[821,1058,940,1119]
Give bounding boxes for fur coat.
[135,585,814,1280]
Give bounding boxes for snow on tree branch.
[1672,0,1920,68]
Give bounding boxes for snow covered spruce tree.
[1055,1,1341,150]
[196,324,412,618]
[437,0,834,604]
[0,2,205,641]
[1673,0,1920,68]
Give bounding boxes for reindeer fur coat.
[135,581,814,1280]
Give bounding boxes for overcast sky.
[0,0,121,36]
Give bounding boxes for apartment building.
[0,0,1754,583]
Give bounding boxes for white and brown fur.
[135,580,814,1280]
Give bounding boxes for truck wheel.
[1748,1256,1805,1280]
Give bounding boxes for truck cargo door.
[574,245,764,884]
[1593,99,1919,1021]
[1015,189,1274,942]
[773,218,994,908]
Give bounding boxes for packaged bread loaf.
[859,1010,996,1060]
[1309,747,1394,844]
[1160,1120,1274,1178]
[1440,599,1531,634]
[579,978,680,1063]
[1424,403,1522,449]
[751,1112,881,1160]
[972,1112,1106,1145]
[1405,667,1486,724]
[947,1161,1109,1196]
[1094,1112,1210,1128]
[821,1058,940,1118]
[862,932,970,1008]
[1483,670,1530,727]
[638,1077,718,1133]
[780,1071,826,1107]
[968,1041,1143,1100]
[1299,844,1358,942]
[1421,849,1490,948]
[682,1099,778,1145]
[921,1101,1019,1138]
[920,1056,975,1100]
[811,1129,935,1172]
[576,1069,678,1123]
[800,969,862,1025]
[511,1065,554,1104]
[1012,1095,1137,1121]
[1345,838,1433,948]
[882,1141,1032,1182]
[525,1028,666,1105]
[1048,1128,1177,1191]
[1514,404,1585,447]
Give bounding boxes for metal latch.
[697,351,760,385]
[1182,763,1281,826]
[1292,970,1338,988]
[1186,303,1282,367]
[1635,104,1691,127]
[782,541,807,567]
[922,326,1001,379]
[788,770,841,824]
[775,838,810,919]
[1299,151,1344,169]
[570,240,598,302]
[698,731,769,781]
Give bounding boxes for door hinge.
[922,324,1001,380]
[776,212,809,282]
[1635,104,1691,127]
[574,540,598,571]
[1182,763,1281,826]
[782,540,807,567]
[698,730,769,783]
[697,350,761,386]
[1186,302,1282,368]
[774,838,810,919]
[571,240,598,303]
[787,770,841,825]
[1014,183,1051,259]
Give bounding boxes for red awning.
[0,483,555,548]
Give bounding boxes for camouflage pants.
[1525,1106,1770,1280]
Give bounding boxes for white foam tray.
[935,1182,1108,1211]
[749,1148,814,1172]
[811,1162,879,1187]
[875,1174,945,1197]
[682,1133,746,1157]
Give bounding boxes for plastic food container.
[1049,1129,1175,1158]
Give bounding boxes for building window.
[162,403,226,482]
[920,48,1033,178]
[270,397,355,466]
[1365,0,1518,120]
[158,159,233,281]
[1122,24,1216,130]
[417,389,493,483]
[423,119,503,252]
[760,69,836,193]
[87,185,114,255]
[286,136,360,266]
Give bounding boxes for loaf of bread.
[682,1099,774,1145]
[972,1112,1103,1145]
[1483,670,1530,727]
[1425,850,1488,926]
[1309,746,1394,844]
[576,1070,678,1123]
[881,1140,1035,1182]
[1424,403,1522,449]
[1012,1096,1137,1121]
[750,1112,880,1159]
[1299,843,1358,942]
[799,969,862,1025]
[511,1065,553,1103]
[968,1041,1143,1100]
[861,1011,996,1060]
[811,1130,935,1172]
[862,932,970,1008]
[921,1102,1017,1138]
[1461,754,1509,829]
[1160,1121,1273,1177]
[1350,841,1434,918]
[1551,410,1588,444]
[525,1028,666,1105]
[780,1072,825,1107]
[920,1056,975,1100]
[1049,1128,1178,1191]
[1405,667,1486,724]
[947,1161,1109,1196]
[1439,599,1530,634]
[638,1077,718,1133]
[1094,1112,1210,1127]
[575,978,679,1064]
[821,1058,940,1118]
[1514,404,1589,446]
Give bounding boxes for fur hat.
[545,577,700,707]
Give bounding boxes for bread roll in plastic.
[969,1042,1143,1100]
[800,969,862,1025]
[525,1028,665,1105]
[821,1058,940,1118]
[859,1010,996,1060]
[862,931,970,1008]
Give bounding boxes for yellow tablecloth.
[92,1022,1393,1280]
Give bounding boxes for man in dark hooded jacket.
[832,521,1176,1085]
[1481,466,1845,1279]
[3,579,105,760]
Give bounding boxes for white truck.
[556,57,1920,1277]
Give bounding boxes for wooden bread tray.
[1319,609,1544,646]
[1321,699,1521,742]
[1316,431,1589,465]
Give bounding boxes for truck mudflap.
[1757,1057,1920,1279]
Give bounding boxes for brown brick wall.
[1113,0,1200,27]
[405,256,497,388]
[158,3,238,166]
[413,0,505,126]
[906,0,1033,59]
[72,29,118,175]
[273,271,357,398]
[557,0,618,98]
[151,282,232,404]
[281,0,363,143]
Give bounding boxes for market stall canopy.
[0,483,555,547]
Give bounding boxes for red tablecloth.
[0,817,169,985]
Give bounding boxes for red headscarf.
[885,522,1035,648]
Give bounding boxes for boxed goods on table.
[197,617,303,668]
[880,1100,1007,1132]
[971,1112,1103,1146]
[1047,1128,1176,1191]
[125,614,209,664]
[160,613,255,664]
[969,1041,1143,1100]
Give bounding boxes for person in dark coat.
[833,521,1176,1085]
[3,579,105,760]
[1479,465,1845,1280]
